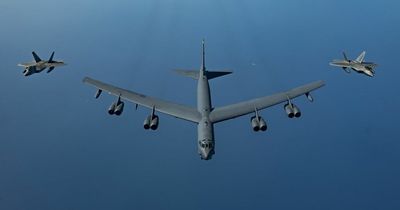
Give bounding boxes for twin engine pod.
[284,103,301,118]
[143,115,159,130]
[251,116,267,132]
[108,101,125,116]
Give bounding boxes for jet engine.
[143,115,151,130]
[292,104,301,118]
[284,103,301,118]
[284,103,294,118]
[259,117,267,131]
[114,102,125,116]
[251,116,260,132]
[108,102,117,115]
[150,115,159,130]
[251,116,267,132]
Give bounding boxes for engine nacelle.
[292,104,301,118]
[150,115,159,130]
[284,103,294,118]
[143,115,151,130]
[251,116,260,132]
[108,102,117,115]
[23,66,35,76]
[259,117,267,131]
[114,102,125,116]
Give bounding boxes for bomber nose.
[200,149,213,160]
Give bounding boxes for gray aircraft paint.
[18,51,66,76]
[83,41,324,160]
[329,51,377,77]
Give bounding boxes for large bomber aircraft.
[18,51,66,76]
[83,40,325,160]
[329,51,377,77]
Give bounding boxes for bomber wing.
[209,81,325,123]
[83,77,201,123]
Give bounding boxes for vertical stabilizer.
[49,51,55,63]
[356,51,366,63]
[201,39,206,72]
[32,51,42,63]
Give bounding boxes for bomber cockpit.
[199,139,215,160]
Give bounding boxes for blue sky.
[1,0,400,209]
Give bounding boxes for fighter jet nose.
[366,71,374,77]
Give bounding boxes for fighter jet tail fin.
[342,51,349,62]
[49,51,55,63]
[32,51,41,63]
[356,51,366,63]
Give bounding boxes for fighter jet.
[329,51,377,77]
[18,51,66,76]
[83,40,325,160]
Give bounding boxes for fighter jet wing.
[209,81,325,123]
[329,60,351,68]
[17,62,36,67]
[83,77,201,123]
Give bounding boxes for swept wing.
[209,80,325,123]
[83,77,201,123]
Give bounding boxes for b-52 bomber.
[83,40,325,160]
[18,51,66,76]
[329,51,377,77]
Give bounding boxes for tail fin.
[49,51,55,63]
[201,39,206,72]
[356,51,366,63]
[175,40,232,80]
[174,69,232,80]
[32,51,41,62]
[342,51,349,61]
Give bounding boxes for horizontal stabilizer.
[206,70,232,80]
[174,69,199,79]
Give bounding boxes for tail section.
[356,51,366,63]
[175,40,232,80]
[201,39,206,72]
[174,69,200,80]
[49,51,55,63]
[342,51,349,61]
[32,51,41,63]
[206,70,232,80]
[174,69,232,80]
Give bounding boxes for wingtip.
[82,76,90,83]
